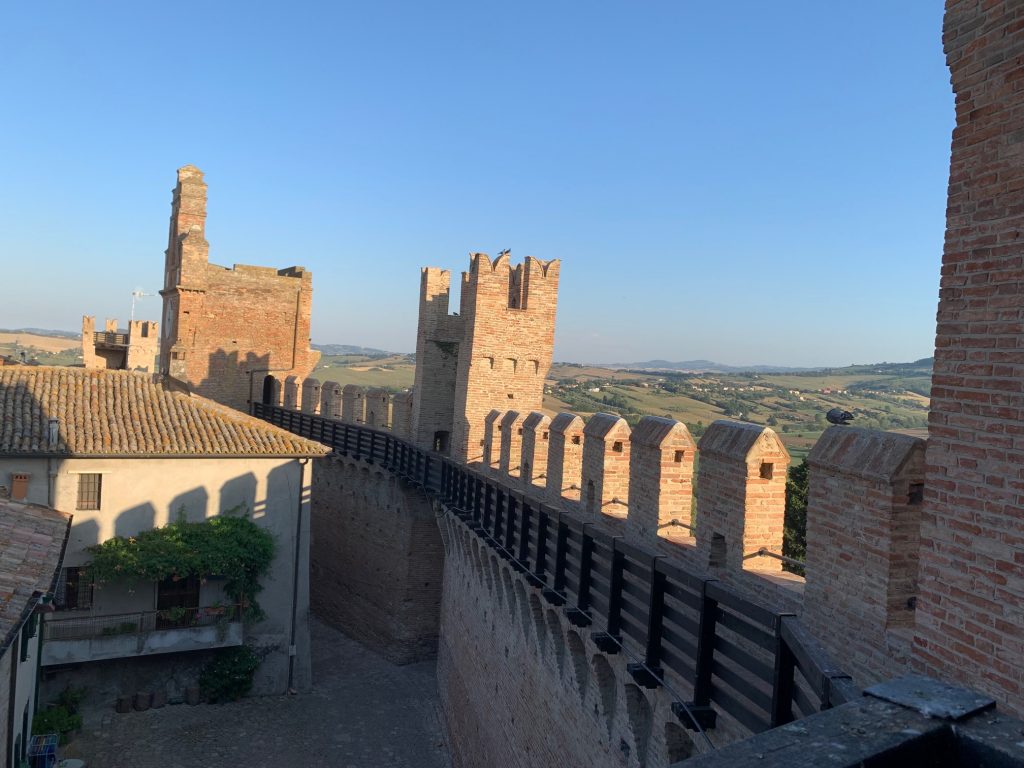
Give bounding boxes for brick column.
[581,413,631,519]
[546,412,584,505]
[914,0,1024,715]
[626,416,696,545]
[520,412,551,490]
[695,421,789,573]
[805,426,925,686]
[321,383,342,419]
[283,376,300,410]
[482,409,505,472]
[342,385,365,424]
[498,411,525,479]
[301,378,322,414]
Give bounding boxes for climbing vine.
[86,507,275,620]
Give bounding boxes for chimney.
[48,418,59,447]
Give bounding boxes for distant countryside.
[4,331,930,465]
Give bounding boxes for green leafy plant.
[86,508,274,620]
[32,705,82,744]
[56,686,86,713]
[199,646,260,703]
[100,621,140,636]
[783,459,809,575]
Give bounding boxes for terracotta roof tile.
[0,500,69,651]
[0,367,329,457]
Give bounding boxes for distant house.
[0,499,70,768]
[0,367,328,703]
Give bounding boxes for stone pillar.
[498,411,525,479]
[695,421,789,573]
[391,390,414,439]
[283,376,300,410]
[626,416,696,545]
[365,388,393,429]
[580,413,631,519]
[81,315,100,369]
[520,412,551,490]
[482,410,505,472]
[546,412,584,505]
[321,383,342,419]
[301,378,322,414]
[804,426,925,686]
[341,385,366,424]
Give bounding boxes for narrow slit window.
[759,462,774,480]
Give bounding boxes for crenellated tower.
[411,252,559,462]
[157,165,320,412]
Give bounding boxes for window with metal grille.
[76,473,102,510]
[55,567,93,610]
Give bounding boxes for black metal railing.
[255,403,856,737]
[44,604,241,641]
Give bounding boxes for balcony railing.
[93,331,129,347]
[43,605,240,642]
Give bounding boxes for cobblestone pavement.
[65,619,452,768]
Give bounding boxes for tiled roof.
[0,500,70,652]
[0,367,330,457]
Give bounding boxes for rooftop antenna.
[130,290,154,322]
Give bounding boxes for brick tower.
[158,165,320,412]
[412,252,559,463]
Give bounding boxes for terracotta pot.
[115,695,132,714]
[151,690,167,709]
[134,691,152,711]
[185,685,201,705]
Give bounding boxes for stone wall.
[158,165,319,413]
[914,0,1024,716]
[310,454,444,664]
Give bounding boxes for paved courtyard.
[65,618,452,768]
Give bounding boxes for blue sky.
[0,1,952,366]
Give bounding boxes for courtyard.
[64,619,452,768]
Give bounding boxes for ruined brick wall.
[412,268,463,451]
[411,254,558,462]
[310,454,444,664]
[82,316,158,372]
[158,165,319,413]
[915,0,1024,715]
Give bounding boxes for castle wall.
[158,166,319,413]
[412,268,463,452]
[914,0,1024,716]
[436,512,713,768]
[310,454,444,664]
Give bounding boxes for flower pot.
[115,695,132,714]
[134,691,152,711]
[185,685,201,706]
[151,690,167,709]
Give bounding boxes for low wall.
[310,454,445,663]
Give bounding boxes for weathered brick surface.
[365,388,393,429]
[300,377,322,414]
[520,411,551,491]
[82,315,159,373]
[436,512,721,768]
[158,165,319,413]
[498,410,525,478]
[310,454,444,664]
[411,254,559,463]
[391,390,415,440]
[321,382,342,418]
[695,421,789,574]
[546,412,584,505]
[804,426,925,687]
[913,0,1024,716]
[581,413,631,519]
[341,384,366,424]
[627,416,696,547]
[483,409,505,472]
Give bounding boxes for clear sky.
[1,1,952,366]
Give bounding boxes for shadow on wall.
[113,503,156,538]
[171,487,210,521]
[193,349,272,413]
[220,472,258,518]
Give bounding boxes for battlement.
[81,314,159,373]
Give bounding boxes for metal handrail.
[743,547,806,570]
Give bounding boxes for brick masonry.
[158,165,319,413]
[914,0,1024,715]
[411,253,559,463]
[310,454,444,664]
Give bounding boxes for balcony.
[93,331,129,347]
[41,605,243,666]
